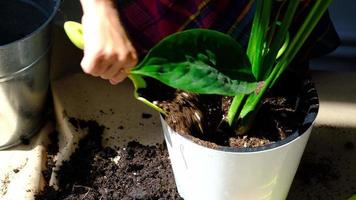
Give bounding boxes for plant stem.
[128,75,166,114]
[271,0,333,87]
[267,1,287,46]
[227,94,246,126]
[247,0,273,80]
[230,0,333,133]
[228,0,272,127]
[242,0,332,117]
[262,0,300,77]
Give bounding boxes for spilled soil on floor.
[35,118,182,200]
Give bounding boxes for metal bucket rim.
[0,0,61,49]
[0,43,51,82]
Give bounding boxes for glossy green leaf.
[228,0,272,126]
[271,0,333,87]
[348,195,356,200]
[236,0,333,133]
[261,0,299,80]
[233,0,299,124]
[247,0,272,81]
[131,29,258,96]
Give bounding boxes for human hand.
[80,0,138,84]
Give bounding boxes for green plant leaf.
[131,29,258,96]
[348,195,356,200]
[247,0,273,81]
[128,74,166,114]
[262,0,299,80]
[235,0,300,123]
[271,0,333,87]
[228,0,272,126]
[232,0,332,134]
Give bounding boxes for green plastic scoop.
[64,21,165,114]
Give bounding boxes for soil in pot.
[35,118,182,200]
[138,72,316,148]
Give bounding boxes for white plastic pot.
[161,85,318,200]
[162,119,314,200]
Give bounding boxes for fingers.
[81,48,138,84]
[109,51,138,85]
[79,0,138,85]
[80,53,103,77]
[109,68,126,85]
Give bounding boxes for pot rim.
[163,80,319,153]
[0,0,61,49]
[163,119,315,154]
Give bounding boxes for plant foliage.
[64,0,333,134]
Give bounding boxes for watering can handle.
[64,21,85,50]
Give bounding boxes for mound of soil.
[35,118,182,200]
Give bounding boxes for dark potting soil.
[20,136,30,145]
[142,112,153,119]
[47,130,60,156]
[138,73,315,148]
[42,130,60,183]
[35,118,182,200]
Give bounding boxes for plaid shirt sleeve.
[116,0,254,56]
[116,0,339,62]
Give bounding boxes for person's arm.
[79,0,138,84]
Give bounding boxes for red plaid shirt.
[117,0,254,56]
[116,0,339,61]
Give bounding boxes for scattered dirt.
[344,142,354,150]
[47,130,59,156]
[0,174,10,197]
[20,137,30,145]
[36,73,317,198]
[42,130,59,183]
[35,118,182,200]
[141,112,153,119]
[139,73,316,148]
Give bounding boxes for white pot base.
[162,117,314,200]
